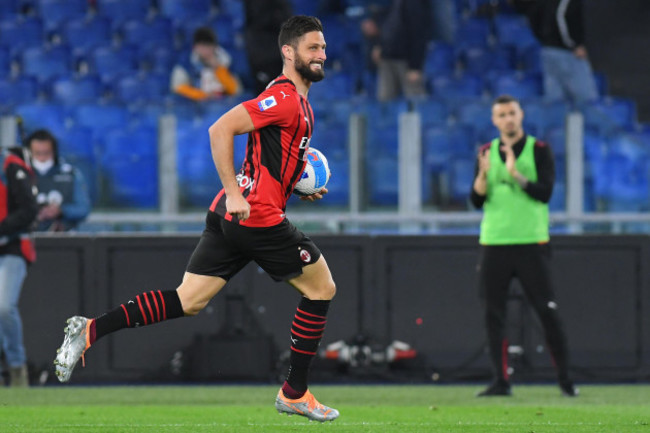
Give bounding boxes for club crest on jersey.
[299,248,311,263]
[258,96,277,111]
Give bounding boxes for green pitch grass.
[1,384,648,432]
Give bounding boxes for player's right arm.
[208,105,255,221]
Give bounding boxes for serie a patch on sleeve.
[258,96,278,111]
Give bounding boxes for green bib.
[479,135,549,245]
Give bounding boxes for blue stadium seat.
[159,0,212,21]
[309,71,353,101]
[95,0,151,25]
[290,0,319,16]
[37,0,87,31]
[90,45,139,83]
[0,17,43,54]
[57,125,94,157]
[101,125,158,208]
[414,99,449,128]
[366,123,398,158]
[62,17,111,54]
[583,97,637,135]
[15,102,68,133]
[494,14,539,52]
[21,45,71,82]
[454,99,492,132]
[0,0,18,18]
[217,0,245,30]
[362,98,409,128]
[0,46,10,77]
[321,157,348,206]
[456,18,491,47]
[548,181,565,211]
[459,45,514,75]
[52,75,103,105]
[0,76,38,108]
[312,120,348,160]
[121,17,174,51]
[113,72,169,105]
[176,118,221,207]
[424,42,455,76]
[596,153,648,211]
[73,104,129,137]
[488,71,542,100]
[430,72,484,100]
[367,157,397,206]
[544,126,566,158]
[449,158,475,203]
[423,125,476,174]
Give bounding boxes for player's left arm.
[522,142,555,203]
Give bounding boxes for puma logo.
[280,91,289,99]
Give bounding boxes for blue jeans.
[541,47,598,107]
[0,255,27,367]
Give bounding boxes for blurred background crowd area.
[0,0,649,233]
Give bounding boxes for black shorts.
[186,211,322,282]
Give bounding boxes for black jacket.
[514,0,586,50]
[380,0,433,70]
[0,147,38,260]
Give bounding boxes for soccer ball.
[293,147,330,196]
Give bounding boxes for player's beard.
[295,54,325,83]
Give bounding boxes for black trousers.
[478,244,570,382]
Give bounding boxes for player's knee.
[180,297,207,316]
[320,280,336,300]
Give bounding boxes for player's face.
[491,101,524,138]
[293,31,326,83]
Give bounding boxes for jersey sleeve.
[242,87,296,130]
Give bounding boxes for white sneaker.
[53,316,91,382]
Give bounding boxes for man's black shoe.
[560,380,579,397]
[477,381,512,397]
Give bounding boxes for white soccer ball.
[293,147,330,196]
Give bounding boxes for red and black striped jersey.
[210,75,314,227]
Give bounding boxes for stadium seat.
[90,45,139,83]
[95,0,151,25]
[367,157,398,206]
[62,17,111,54]
[549,181,565,211]
[544,126,566,158]
[488,71,542,100]
[15,103,68,133]
[414,99,449,128]
[290,0,319,16]
[37,0,87,31]
[0,76,38,107]
[454,99,493,132]
[0,47,10,77]
[320,157,349,206]
[101,125,158,208]
[121,18,174,51]
[430,72,484,100]
[455,18,491,47]
[366,123,398,158]
[0,17,43,54]
[159,0,212,21]
[51,75,103,105]
[21,45,72,82]
[458,45,514,75]
[73,104,129,138]
[449,158,475,203]
[494,14,539,52]
[424,42,455,76]
[113,72,169,105]
[0,0,18,17]
[583,97,637,135]
[309,71,353,101]
[176,118,221,207]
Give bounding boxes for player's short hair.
[278,15,323,58]
[492,94,520,107]
[193,26,217,46]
